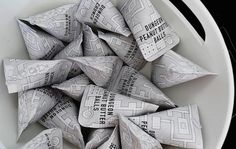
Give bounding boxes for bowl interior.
[0,0,233,149]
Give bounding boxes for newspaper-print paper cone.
[68,56,123,88]
[52,74,91,101]
[152,50,214,88]
[3,59,72,93]
[18,20,65,60]
[98,125,120,149]
[117,0,180,61]
[39,96,85,148]
[129,105,203,148]
[76,0,131,36]
[109,66,175,108]
[78,85,159,128]
[85,128,113,149]
[24,4,81,42]
[53,33,83,78]
[119,115,163,149]
[83,25,114,56]
[98,31,147,70]
[20,128,63,149]
[18,88,63,139]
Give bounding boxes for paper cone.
[78,85,159,128]
[20,128,63,149]
[76,0,131,36]
[18,20,65,60]
[129,105,203,148]
[68,56,123,88]
[109,66,175,108]
[3,59,72,93]
[119,115,163,149]
[152,50,214,88]
[98,31,147,70]
[117,0,180,61]
[24,4,81,42]
[83,24,114,56]
[17,88,63,139]
[52,74,91,101]
[39,96,85,148]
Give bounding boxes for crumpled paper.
[18,87,63,138]
[108,66,175,108]
[39,96,85,148]
[129,105,203,148]
[18,20,65,60]
[20,128,63,149]
[98,31,147,70]
[83,24,114,56]
[78,85,159,128]
[85,128,113,149]
[24,4,81,42]
[53,33,83,78]
[68,56,123,88]
[119,115,162,149]
[117,0,180,61]
[97,125,120,149]
[76,0,131,36]
[3,59,72,93]
[52,74,91,101]
[152,50,214,88]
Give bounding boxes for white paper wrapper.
[117,0,180,61]
[18,20,65,60]
[3,59,72,93]
[68,56,123,88]
[97,125,120,149]
[53,33,83,78]
[18,87,63,138]
[85,128,113,149]
[108,66,175,108]
[78,85,159,128]
[20,128,63,149]
[24,4,82,42]
[83,25,114,56]
[52,74,91,101]
[98,31,147,70]
[39,96,85,148]
[152,50,214,88]
[129,105,203,148]
[76,0,131,36]
[119,115,162,149]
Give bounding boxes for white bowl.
[0,0,234,149]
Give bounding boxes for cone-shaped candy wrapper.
[3,59,72,93]
[152,50,213,88]
[98,31,147,70]
[39,96,85,148]
[24,4,81,42]
[98,125,120,149]
[68,56,123,88]
[18,87,63,138]
[53,33,83,78]
[83,25,114,56]
[18,20,65,60]
[78,85,159,128]
[52,74,91,101]
[85,128,113,149]
[20,128,63,149]
[76,0,131,36]
[117,0,180,61]
[109,66,175,108]
[129,105,203,148]
[119,115,162,149]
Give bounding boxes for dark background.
[169,0,235,148]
